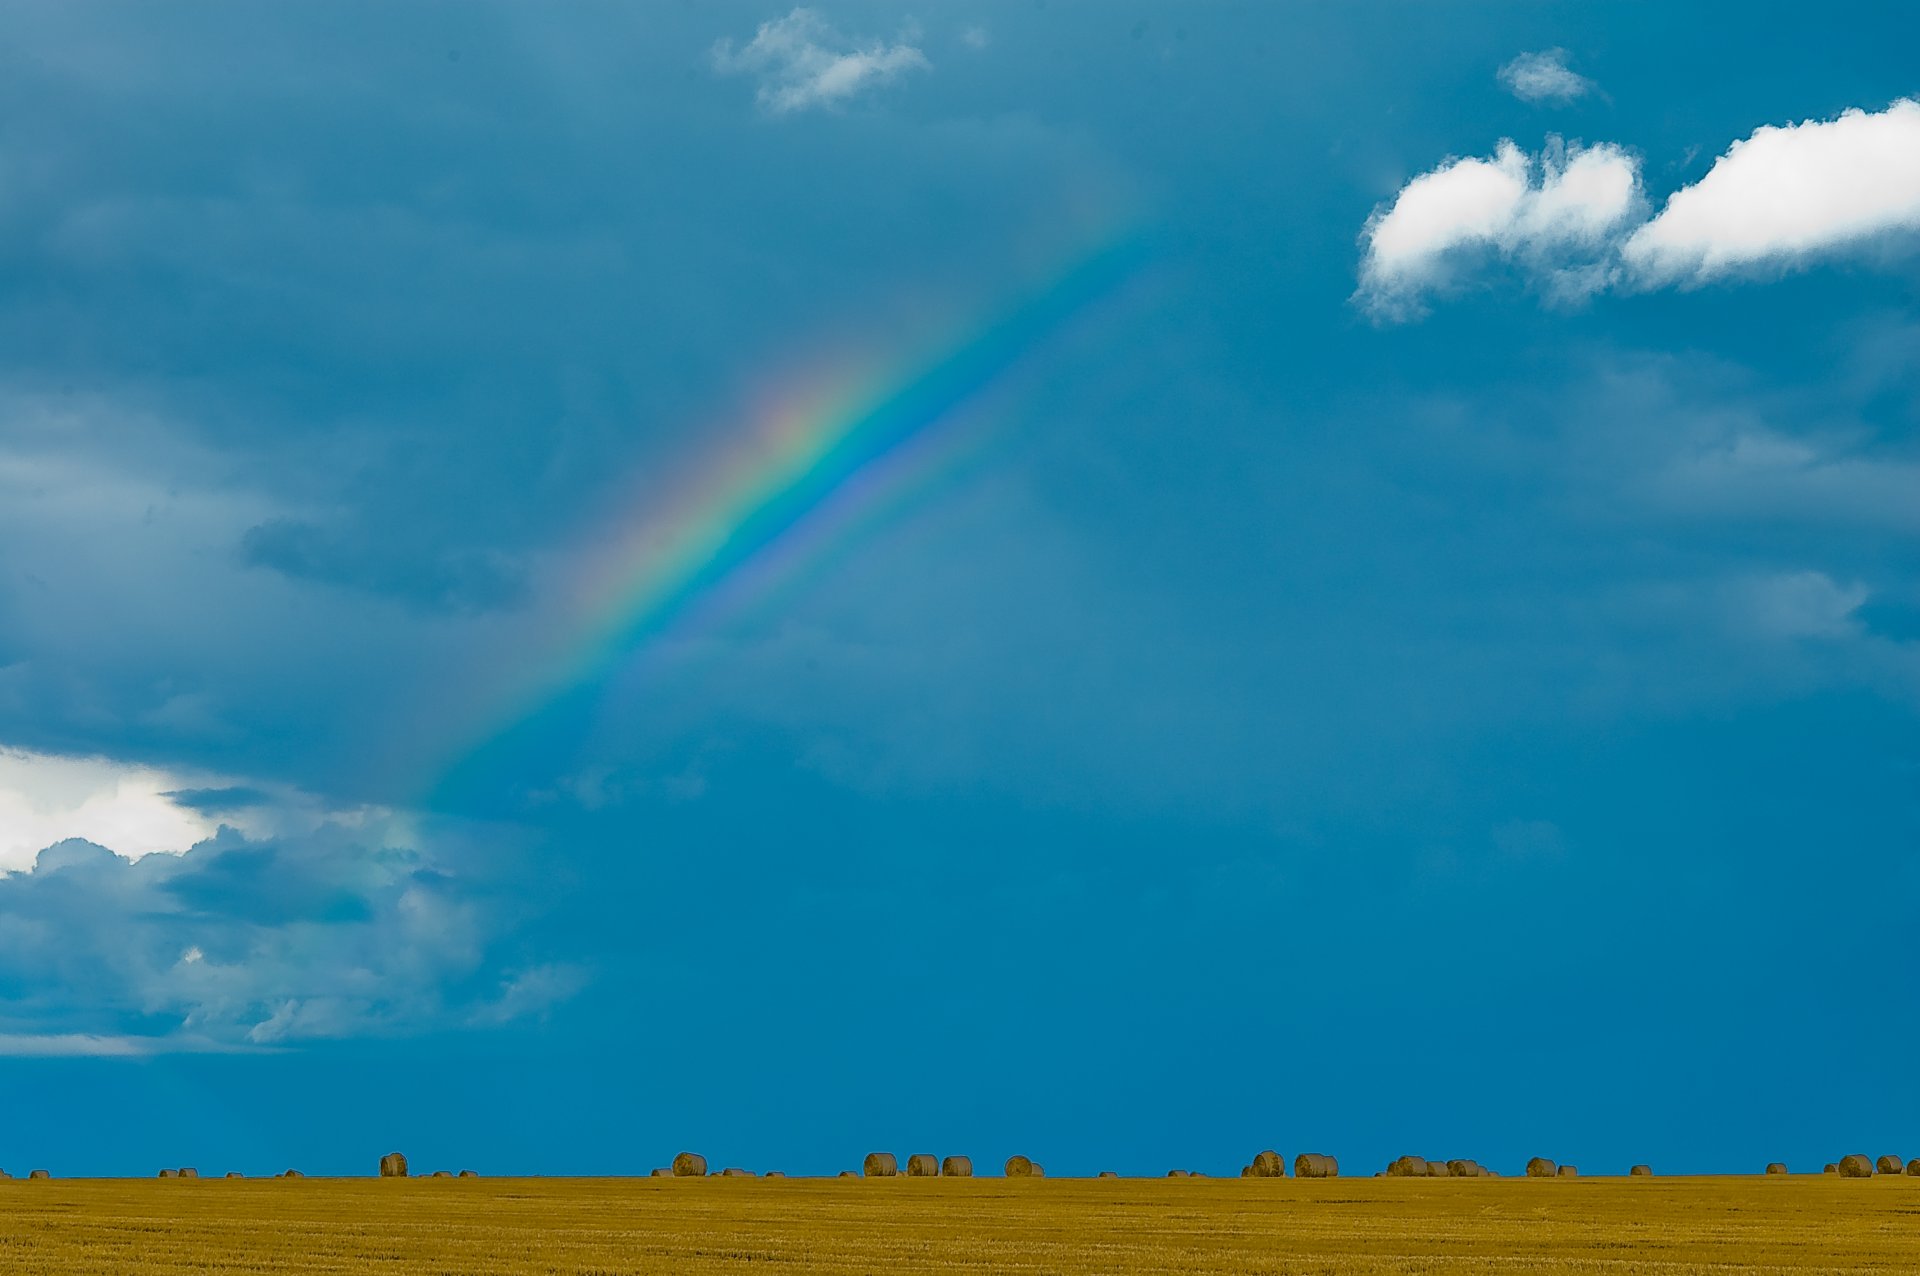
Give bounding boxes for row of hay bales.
[0,1170,51,1179]
[1822,1154,1920,1177]
[157,1168,311,1179]
[1236,1151,1340,1178]
[374,1152,477,1178]
[660,1151,1336,1179]
[662,1152,1027,1178]
[344,1147,1919,1181]
[1386,1155,1500,1178]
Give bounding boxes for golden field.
[2,1173,1917,1274]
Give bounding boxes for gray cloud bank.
[0,816,581,1054]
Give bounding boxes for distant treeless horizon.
[0,0,1913,1182]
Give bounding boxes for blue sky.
[1,2,1916,1177]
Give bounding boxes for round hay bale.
[1425,1160,1449,1177]
[285,1169,305,1179]
[941,1156,973,1177]
[1249,1149,1284,1178]
[1765,1163,1788,1175]
[838,1170,858,1178]
[1005,1155,1036,1177]
[1445,1160,1472,1177]
[1097,1170,1119,1178]
[1906,1159,1920,1177]
[28,1169,49,1180]
[863,1152,897,1178]
[457,1170,477,1178]
[225,1172,244,1179]
[1630,1165,1652,1176]
[672,1152,707,1178]
[379,1152,408,1178]
[1557,1166,1579,1178]
[1294,1153,1338,1179]
[1167,1169,1189,1178]
[720,1167,754,1177]
[431,1170,453,1178]
[179,1168,199,1179]
[1031,1164,1046,1177]
[650,1168,669,1177]
[1837,1154,1873,1178]
[1526,1157,1556,1178]
[1876,1155,1903,1175]
[1386,1155,1425,1177]
[1823,1164,1837,1174]
[765,1171,786,1178]
[905,1154,938,1177]
[158,1169,176,1178]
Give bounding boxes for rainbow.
[427,230,1155,806]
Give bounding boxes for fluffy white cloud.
[1361,100,1920,317]
[1357,139,1642,317]
[1623,99,1920,285]
[1498,49,1595,104]
[713,8,928,114]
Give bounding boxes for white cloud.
[1360,100,1920,317]
[1357,139,1642,317]
[1623,99,1920,285]
[712,8,928,114]
[1498,49,1595,104]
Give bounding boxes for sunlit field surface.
[3,1174,1918,1274]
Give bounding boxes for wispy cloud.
[1359,99,1920,318]
[1730,571,1870,640]
[712,8,929,115]
[1498,49,1596,104]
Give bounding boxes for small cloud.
[960,25,990,50]
[712,7,929,114]
[1357,138,1642,318]
[1623,98,1920,286]
[1498,49,1596,104]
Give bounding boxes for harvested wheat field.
[2,1173,1917,1275]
